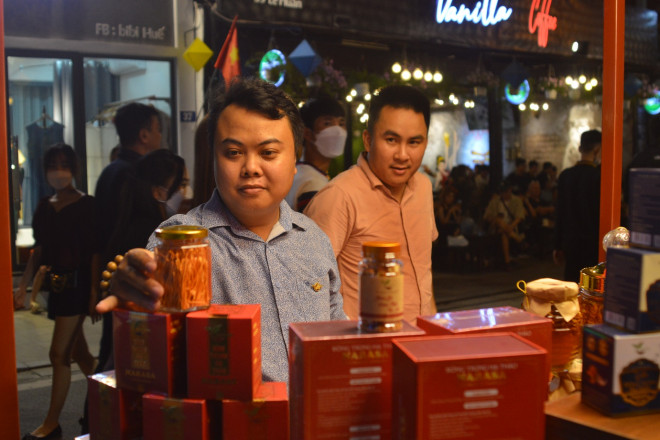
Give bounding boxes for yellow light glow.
[401,69,411,81]
[391,62,402,74]
[433,71,443,83]
[413,68,423,80]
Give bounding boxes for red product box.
[392,333,547,440]
[186,304,261,401]
[87,370,142,440]
[289,320,425,440]
[417,306,552,379]
[223,381,289,440]
[142,393,209,440]
[113,309,187,396]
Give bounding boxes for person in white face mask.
[14,143,100,440]
[285,96,346,211]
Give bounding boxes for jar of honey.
[519,278,582,373]
[154,225,212,312]
[358,242,403,333]
[579,262,605,325]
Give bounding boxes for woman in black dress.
[18,144,99,440]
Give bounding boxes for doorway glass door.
[7,56,74,266]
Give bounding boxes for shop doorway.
[6,54,174,270]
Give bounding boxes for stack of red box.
[417,306,552,381]
[87,304,289,439]
[288,320,425,440]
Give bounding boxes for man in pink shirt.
[305,85,438,322]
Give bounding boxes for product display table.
[545,392,660,439]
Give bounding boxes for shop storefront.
[210,0,657,184]
[4,0,204,270]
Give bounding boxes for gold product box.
[582,323,660,416]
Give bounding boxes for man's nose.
[393,143,410,161]
[242,153,262,176]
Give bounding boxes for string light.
[346,95,353,102]
[391,62,402,74]
[401,69,411,81]
[413,68,423,80]
[424,71,433,82]
[433,71,443,83]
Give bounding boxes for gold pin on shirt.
[312,282,322,292]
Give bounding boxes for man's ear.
[138,127,150,145]
[362,129,372,153]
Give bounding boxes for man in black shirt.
[553,129,602,282]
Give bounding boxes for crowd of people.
[432,156,561,271]
[12,76,605,439]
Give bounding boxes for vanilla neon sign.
[528,0,557,48]
[436,0,513,26]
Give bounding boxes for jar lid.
[579,263,605,293]
[155,225,208,240]
[362,241,400,258]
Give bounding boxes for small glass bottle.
[579,262,605,325]
[154,225,212,312]
[358,242,404,333]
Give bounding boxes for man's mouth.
[239,184,266,194]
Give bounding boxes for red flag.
[214,16,240,84]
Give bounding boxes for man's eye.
[386,137,397,143]
[261,150,276,157]
[225,149,241,157]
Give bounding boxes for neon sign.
[436,0,513,26]
[529,0,557,48]
[505,80,530,105]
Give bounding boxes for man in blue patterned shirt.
[97,78,346,382]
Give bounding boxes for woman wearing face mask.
[285,96,347,212]
[16,144,100,440]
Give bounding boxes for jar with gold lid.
[358,242,404,333]
[579,262,605,325]
[519,278,583,373]
[154,225,212,312]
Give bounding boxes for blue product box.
[629,168,660,250]
[582,324,660,417]
[603,246,660,333]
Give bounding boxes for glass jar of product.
[358,242,404,333]
[154,225,212,312]
[519,278,583,372]
[579,262,605,325]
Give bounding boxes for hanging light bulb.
[350,89,357,97]
[590,78,598,87]
[413,68,423,80]
[579,74,587,84]
[392,62,402,74]
[565,75,574,85]
[435,98,444,106]
[401,69,412,81]
[364,93,372,101]
[571,81,579,90]
[346,95,353,102]
[519,103,526,111]
[585,83,593,91]
[433,71,443,83]
[356,103,365,114]
[424,71,433,82]
[542,102,549,110]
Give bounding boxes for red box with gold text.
[87,370,142,440]
[186,304,261,401]
[417,306,552,380]
[142,393,209,440]
[113,309,186,396]
[223,381,289,440]
[289,320,425,440]
[392,333,547,440]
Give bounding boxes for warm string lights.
[391,61,443,84]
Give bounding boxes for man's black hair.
[300,97,345,129]
[529,160,539,168]
[113,103,160,148]
[366,85,430,135]
[579,129,602,153]
[136,149,184,199]
[207,77,304,157]
[44,143,78,175]
[515,157,526,167]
